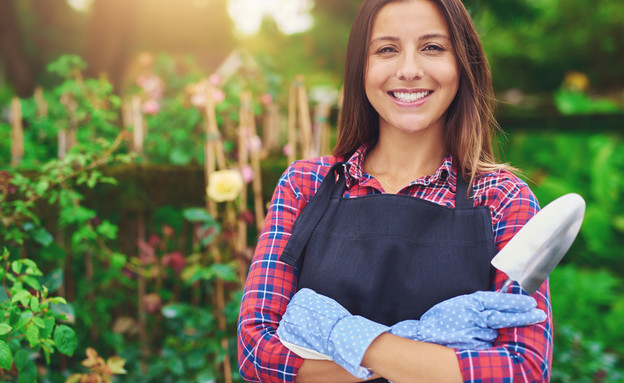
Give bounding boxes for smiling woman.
[227,0,313,35]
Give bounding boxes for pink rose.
[209,73,222,86]
[283,144,293,157]
[261,93,273,106]
[241,164,254,184]
[142,99,160,115]
[212,89,226,104]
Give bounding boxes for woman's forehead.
[370,0,450,41]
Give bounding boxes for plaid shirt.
[237,145,553,382]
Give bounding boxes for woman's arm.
[362,334,463,383]
[297,360,382,383]
[239,158,358,383]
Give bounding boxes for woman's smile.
[388,89,434,105]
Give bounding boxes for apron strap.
[280,162,346,267]
[455,173,474,209]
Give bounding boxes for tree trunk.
[0,0,35,97]
[85,0,140,91]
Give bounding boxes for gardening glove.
[389,291,547,350]
[276,288,389,379]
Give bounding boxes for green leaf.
[32,317,46,329]
[162,303,189,319]
[197,369,217,383]
[185,350,206,370]
[13,349,29,371]
[17,358,37,382]
[11,261,22,274]
[21,260,42,276]
[39,269,64,293]
[29,297,40,313]
[110,253,127,270]
[11,290,31,306]
[183,208,215,223]
[26,324,39,346]
[208,264,238,282]
[168,356,185,376]
[51,302,75,324]
[22,276,41,291]
[0,340,12,370]
[0,324,11,336]
[39,317,55,339]
[12,314,31,332]
[87,170,101,188]
[95,220,118,240]
[35,180,50,196]
[48,297,68,305]
[31,228,53,247]
[53,325,77,356]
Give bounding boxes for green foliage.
[503,128,624,375]
[473,0,624,91]
[504,132,624,273]
[122,296,242,383]
[554,89,622,115]
[46,55,88,79]
[550,265,624,382]
[0,248,77,382]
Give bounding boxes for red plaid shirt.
[237,145,553,382]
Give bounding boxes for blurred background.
[0,0,623,382]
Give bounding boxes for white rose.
[207,170,244,202]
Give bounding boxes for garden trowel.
[492,193,586,295]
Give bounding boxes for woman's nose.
[396,53,424,81]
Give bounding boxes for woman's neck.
[364,127,446,192]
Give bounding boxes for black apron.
[280,162,496,382]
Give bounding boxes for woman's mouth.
[390,90,433,103]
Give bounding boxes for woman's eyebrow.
[419,33,451,41]
[369,36,400,45]
[369,33,451,45]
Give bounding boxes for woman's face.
[365,0,459,136]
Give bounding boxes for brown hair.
[333,0,510,186]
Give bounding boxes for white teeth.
[392,91,430,102]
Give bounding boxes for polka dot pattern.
[276,288,389,379]
[390,291,547,350]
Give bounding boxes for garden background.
[1,0,623,382]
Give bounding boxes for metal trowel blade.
[491,193,586,295]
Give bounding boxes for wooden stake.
[295,75,313,159]
[136,214,148,373]
[33,87,48,117]
[131,96,144,155]
[237,93,250,255]
[315,102,332,157]
[262,103,280,155]
[10,97,24,167]
[240,91,265,231]
[205,85,227,171]
[204,82,233,383]
[287,82,297,164]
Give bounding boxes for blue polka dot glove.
[277,288,389,379]
[389,291,547,350]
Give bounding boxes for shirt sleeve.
[456,181,553,382]
[237,161,326,382]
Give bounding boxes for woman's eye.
[423,44,445,52]
[376,46,397,54]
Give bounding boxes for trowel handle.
[498,278,514,293]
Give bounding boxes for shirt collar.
[343,143,457,192]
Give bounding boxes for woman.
[238,0,553,382]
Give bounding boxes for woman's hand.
[276,288,389,379]
[389,291,547,350]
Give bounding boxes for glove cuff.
[329,315,389,379]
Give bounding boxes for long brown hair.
[333,0,509,186]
